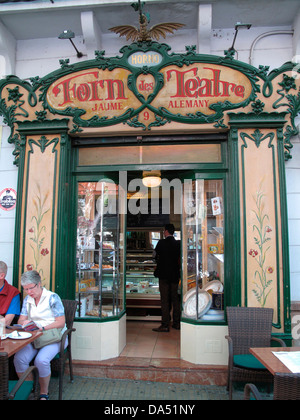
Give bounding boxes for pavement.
[48,375,273,401]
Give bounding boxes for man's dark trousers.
[159,278,180,328]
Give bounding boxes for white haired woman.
[14,270,67,400]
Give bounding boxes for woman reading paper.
[14,270,67,400]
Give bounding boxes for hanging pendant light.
[142,170,161,188]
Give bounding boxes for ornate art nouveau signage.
[0,41,298,162]
[43,43,259,131]
[46,68,141,121]
[150,63,252,115]
[46,61,253,124]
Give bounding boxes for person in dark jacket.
[153,224,181,332]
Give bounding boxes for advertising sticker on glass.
[0,188,16,211]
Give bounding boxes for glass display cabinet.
[126,231,161,320]
[126,251,161,320]
[126,251,158,292]
[182,177,225,322]
[76,181,125,319]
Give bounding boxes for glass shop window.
[182,179,224,322]
[76,181,125,319]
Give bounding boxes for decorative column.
[13,120,70,294]
[229,113,291,339]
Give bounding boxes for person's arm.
[16,295,29,326]
[154,240,161,263]
[5,313,15,326]
[17,315,29,325]
[4,293,21,326]
[40,315,66,331]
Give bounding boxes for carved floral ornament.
[0,39,299,165]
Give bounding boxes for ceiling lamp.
[58,30,84,58]
[228,22,252,54]
[142,170,161,188]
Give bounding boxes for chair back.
[226,306,274,355]
[0,353,9,400]
[62,299,77,330]
[274,373,300,400]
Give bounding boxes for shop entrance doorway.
[123,170,182,359]
[75,137,226,360]
[125,170,181,321]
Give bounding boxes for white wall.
[286,117,300,301]
[211,26,293,69]
[15,26,295,80]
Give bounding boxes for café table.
[0,328,43,357]
[250,347,300,375]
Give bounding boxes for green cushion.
[233,354,267,370]
[8,380,34,401]
[53,348,68,360]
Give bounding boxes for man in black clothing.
[152,224,181,332]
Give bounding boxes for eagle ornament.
[109,0,184,42]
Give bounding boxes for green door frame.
[67,137,242,323]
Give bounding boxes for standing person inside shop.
[153,224,181,332]
[0,261,20,326]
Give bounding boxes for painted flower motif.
[249,249,258,257]
[41,248,49,256]
[7,86,23,103]
[279,74,296,93]
[251,188,273,307]
[26,264,33,271]
[27,184,50,281]
[251,99,265,114]
[35,110,47,122]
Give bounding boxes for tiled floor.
[68,321,228,386]
[121,321,180,359]
[51,324,271,400]
[49,376,247,400]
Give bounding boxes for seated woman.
[0,261,21,325]
[14,270,67,400]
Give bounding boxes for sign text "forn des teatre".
[46,64,252,119]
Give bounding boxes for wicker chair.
[226,307,286,400]
[51,299,77,400]
[0,352,39,400]
[245,373,300,400]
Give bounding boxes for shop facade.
[0,38,299,365]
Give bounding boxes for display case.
[126,250,161,320]
[182,178,225,322]
[76,181,125,319]
[126,251,159,293]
